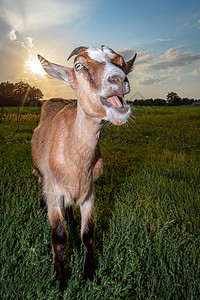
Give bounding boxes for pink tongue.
[107,96,123,107]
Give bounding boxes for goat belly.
[107,96,123,107]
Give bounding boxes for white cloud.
[0,7,21,31]
[197,19,200,29]
[135,52,154,65]
[136,48,200,73]
[131,47,200,93]
[8,29,17,41]
[138,74,171,86]
[26,37,33,48]
[148,48,200,71]
[183,22,190,27]
[0,0,84,82]
[190,68,200,76]
[157,38,171,42]
[0,0,84,33]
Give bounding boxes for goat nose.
[107,74,130,94]
[107,75,123,83]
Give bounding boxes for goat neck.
[72,101,102,147]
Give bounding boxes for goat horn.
[124,53,137,74]
[67,46,87,61]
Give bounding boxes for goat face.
[38,46,137,125]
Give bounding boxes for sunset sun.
[26,57,45,76]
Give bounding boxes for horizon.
[0,0,200,100]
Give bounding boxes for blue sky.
[0,0,200,100]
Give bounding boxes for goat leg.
[80,197,95,281]
[49,209,67,290]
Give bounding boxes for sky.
[0,0,200,100]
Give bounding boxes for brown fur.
[32,99,103,204]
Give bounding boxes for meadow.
[0,106,200,299]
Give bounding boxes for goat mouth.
[100,95,129,113]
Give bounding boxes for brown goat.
[31,45,136,289]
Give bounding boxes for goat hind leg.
[39,176,47,212]
[80,196,95,281]
[48,207,67,290]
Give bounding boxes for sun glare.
[26,57,45,76]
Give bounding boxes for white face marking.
[86,46,126,98]
[86,46,131,124]
[102,46,116,60]
[86,48,106,62]
[100,61,126,98]
[86,46,116,63]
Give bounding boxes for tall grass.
[0,106,200,299]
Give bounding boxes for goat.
[31,45,137,289]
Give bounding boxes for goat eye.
[75,63,83,71]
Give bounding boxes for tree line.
[0,81,43,107]
[128,92,200,106]
[0,81,199,108]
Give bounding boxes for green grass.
[0,106,200,299]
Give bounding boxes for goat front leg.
[80,194,95,281]
[48,206,67,290]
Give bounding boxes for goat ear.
[124,53,137,75]
[38,55,75,89]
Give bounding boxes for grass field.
[0,106,200,299]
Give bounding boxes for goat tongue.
[107,96,123,107]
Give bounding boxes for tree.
[132,98,166,106]
[181,98,194,105]
[166,92,181,106]
[0,82,15,106]
[26,86,43,106]
[0,81,43,107]
[13,81,31,107]
[154,98,166,106]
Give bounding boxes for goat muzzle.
[107,74,130,95]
